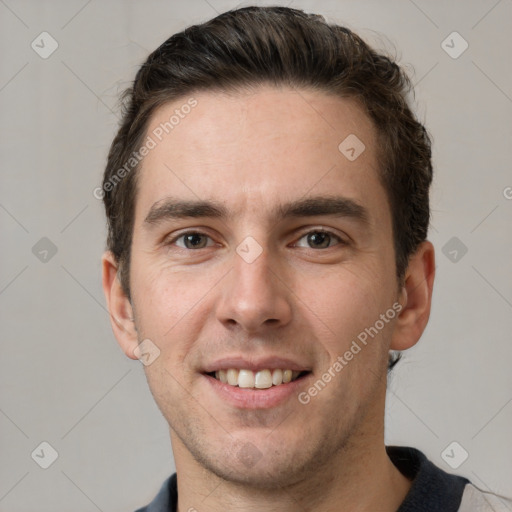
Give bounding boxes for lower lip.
[203,373,311,409]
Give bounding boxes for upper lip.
[202,356,312,373]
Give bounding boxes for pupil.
[185,233,205,248]
[309,232,329,248]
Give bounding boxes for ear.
[101,251,139,360]
[390,240,435,351]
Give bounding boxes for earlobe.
[101,251,139,360]
[390,241,436,351]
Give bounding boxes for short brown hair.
[102,6,433,370]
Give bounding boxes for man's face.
[128,86,402,487]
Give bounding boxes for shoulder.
[388,445,468,511]
[133,473,177,512]
[387,446,512,512]
[458,484,512,512]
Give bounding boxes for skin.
[102,86,435,511]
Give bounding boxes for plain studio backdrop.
[1,1,511,510]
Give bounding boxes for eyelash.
[165,229,347,250]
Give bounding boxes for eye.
[294,230,344,249]
[165,229,345,251]
[169,231,215,250]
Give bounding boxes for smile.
[208,368,308,389]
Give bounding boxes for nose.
[215,247,293,333]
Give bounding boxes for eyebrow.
[143,195,370,227]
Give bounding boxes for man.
[100,6,510,511]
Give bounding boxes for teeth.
[227,369,239,386]
[238,369,255,388]
[218,369,227,383]
[213,368,303,389]
[272,369,283,385]
[254,369,272,389]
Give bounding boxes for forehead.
[135,86,388,227]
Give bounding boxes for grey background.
[1,0,511,510]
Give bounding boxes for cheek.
[300,265,382,325]
[132,264,197,337]
[131,260,226,365]
[297,265,395,364]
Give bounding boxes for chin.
[184,431,330,491]
[201,453,309,490]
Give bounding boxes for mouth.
[201,356,313,408]
[205,369,311,390]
